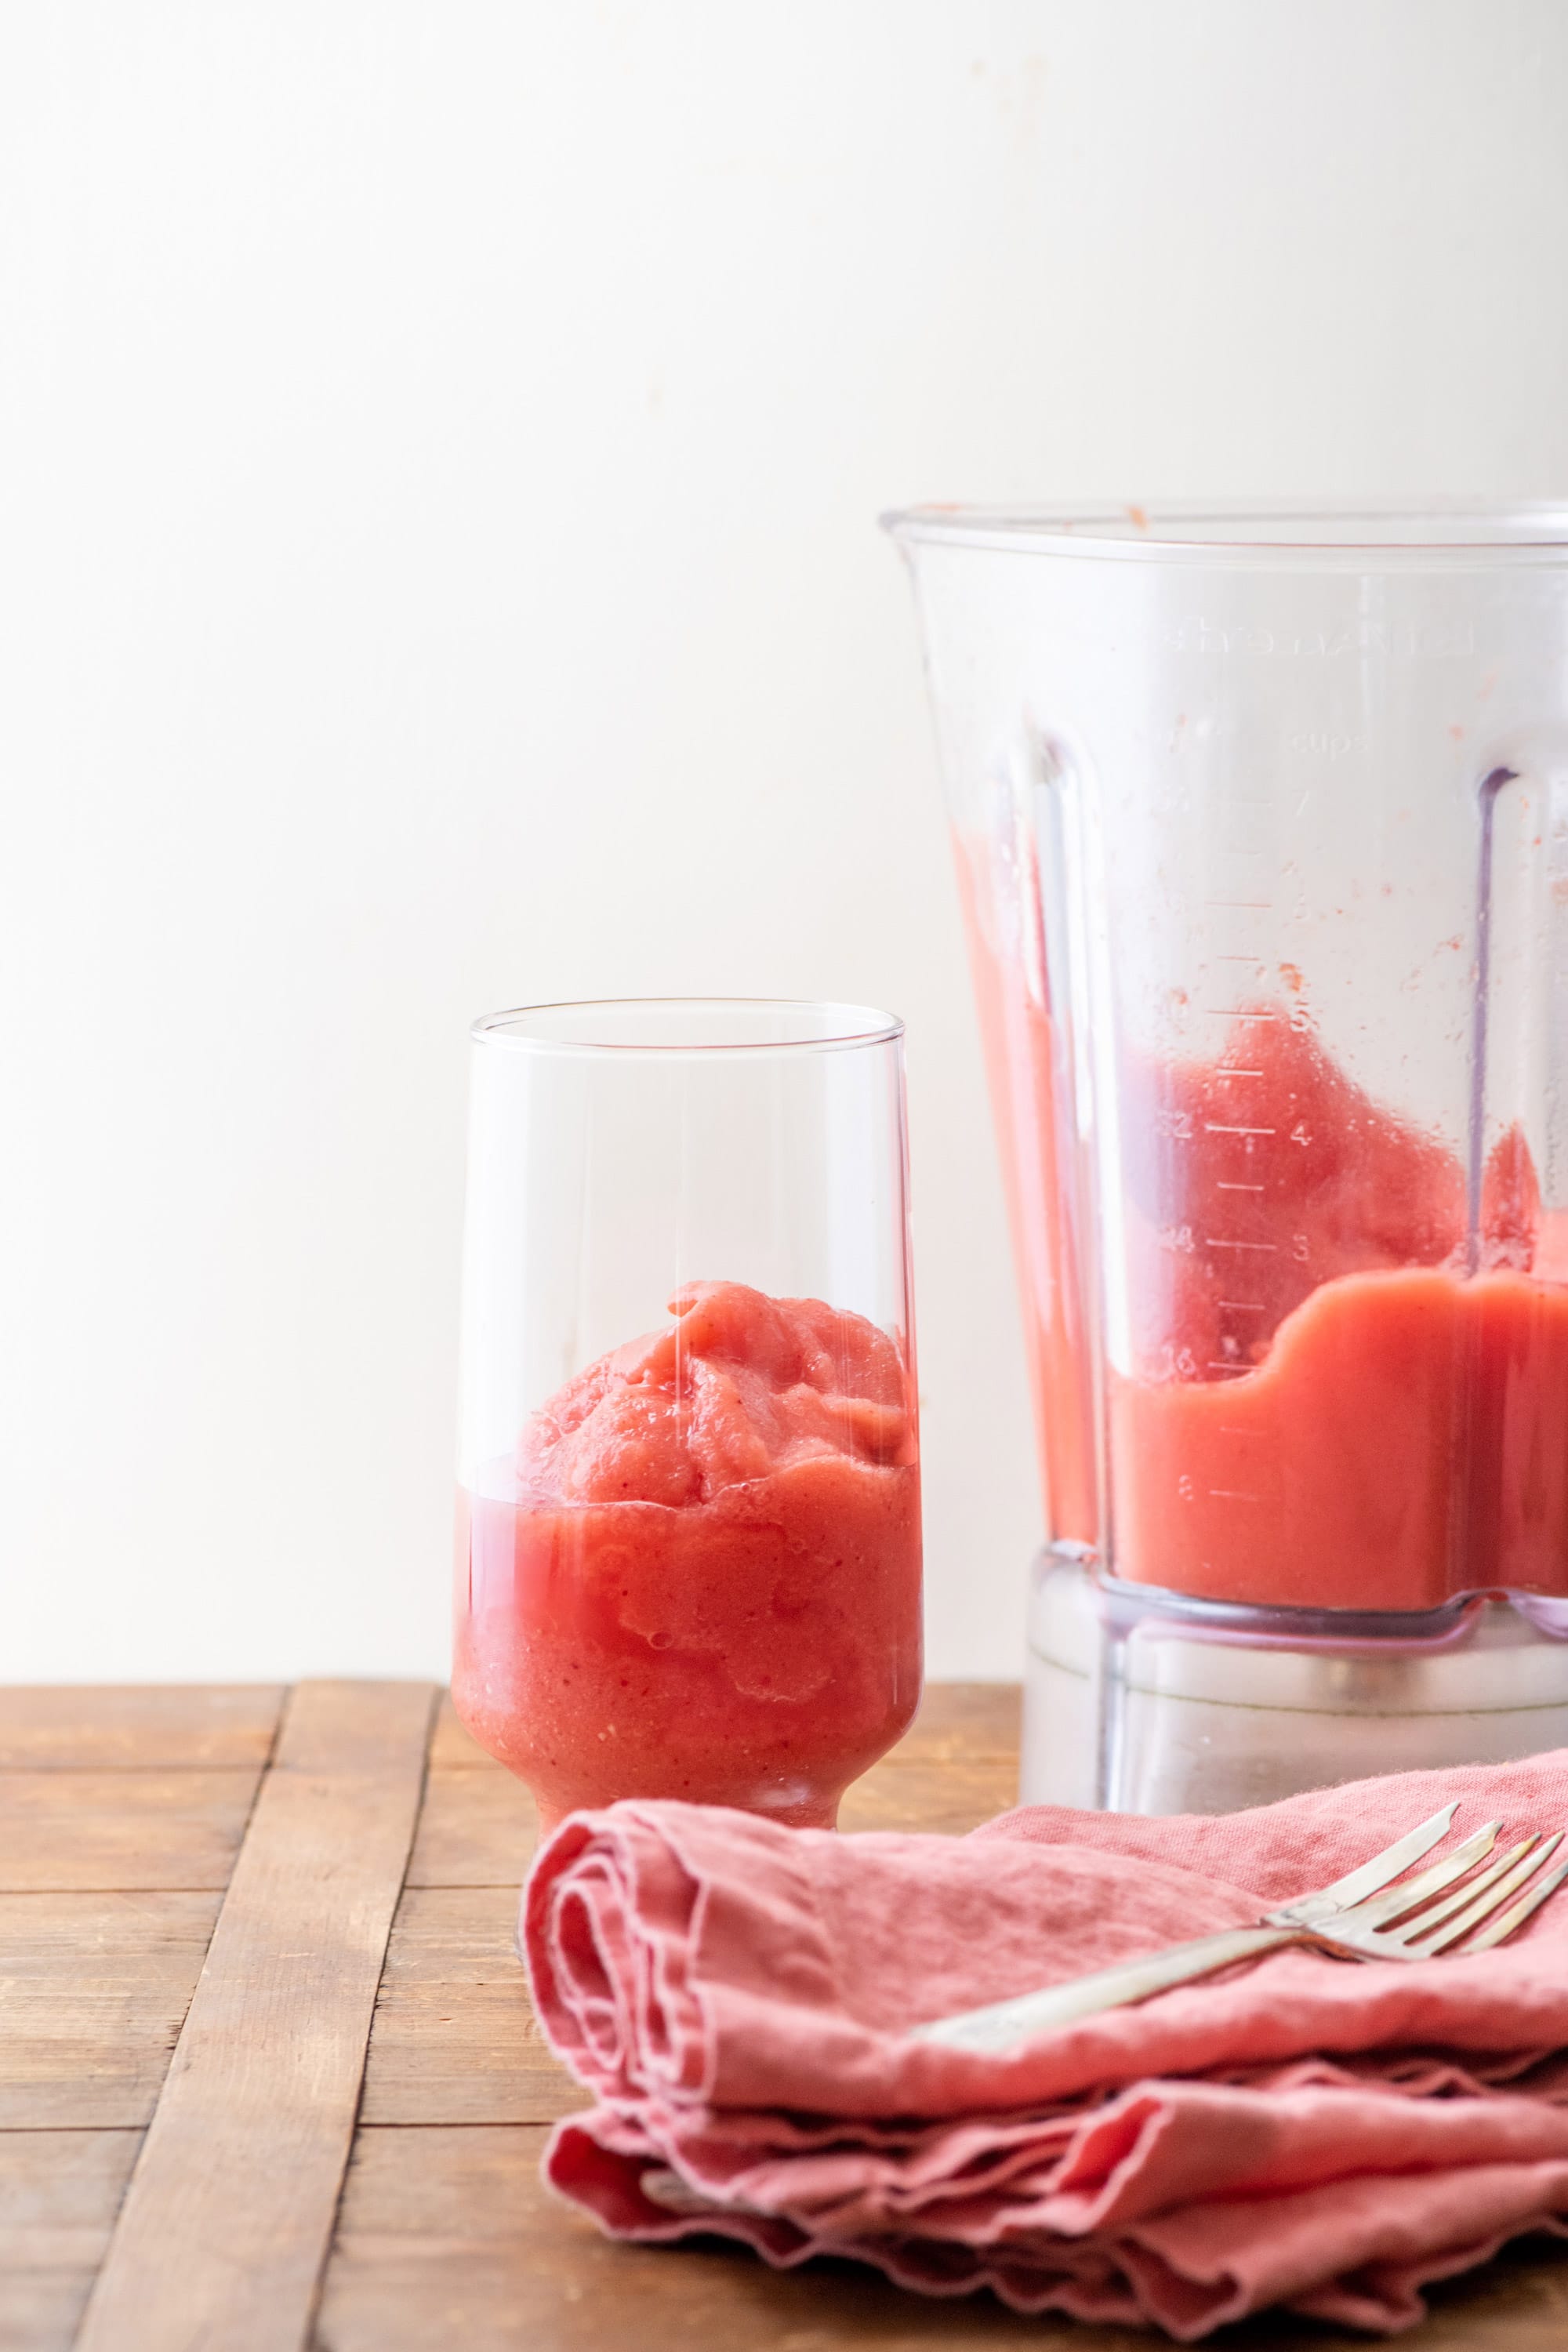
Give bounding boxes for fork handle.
[910,1923,1305,2054]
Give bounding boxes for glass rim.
[880,497,1568,565]
[470,996,906,1058]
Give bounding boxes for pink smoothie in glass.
[452,1281,922,1831]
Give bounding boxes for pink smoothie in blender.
[891,503,1568,1809]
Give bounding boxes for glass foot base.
[1022,1548,1568,1816]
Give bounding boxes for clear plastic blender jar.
[887,504,1568,1813]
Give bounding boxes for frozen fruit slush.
[957,831,1568,1612]
[1112,1023,1568,1608]
[452,1281,921,1831]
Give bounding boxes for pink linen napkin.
[524,1751,1568,2337]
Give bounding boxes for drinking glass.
[452,999,921,1835]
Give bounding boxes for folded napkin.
[524,1752,1568,2337]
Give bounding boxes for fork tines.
[1371,1827,1567,1957]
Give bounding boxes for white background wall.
[5,0,1568,1685]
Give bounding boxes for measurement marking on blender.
[1203,1122,1276,1137]
[1216,1179,1265,1191]
[1215,1068,1263,1079]
[1204,1366,1252,1380]
[1205,1237,1277,1251]
[1207,901,1272,910]
[1216,1300,1265,1312]
[1203,1009,1281,1022]
[1207,1486,1261,1501]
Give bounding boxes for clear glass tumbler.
[887,503,1568,1810]
[452,1000,922,1835]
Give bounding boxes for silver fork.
[913,1803,1568,2056]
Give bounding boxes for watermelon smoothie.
[958,837,1568,1613]
[1110,1023,1568,1609]
[452,1281,922,1832]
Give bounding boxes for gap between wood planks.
[73,1680,436,2352]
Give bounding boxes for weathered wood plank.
[0,1771,261,1893]
[317,2126,1568,2352]
[314,2125,1136,2351]
[426,1699,495,1772]
[0,2268,98,2352]
[838,1755,1018,1837]
[405,1769,538,1889]
[0,2129,141,2352]
[0,2125,140,2265]
[0,1686,284,1771]
[75,1681,436,2352]
[0,1891,222,2128]
[361,1888,586,2127]
[890,1682,1021,1766]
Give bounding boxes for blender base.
[1022,1548,1568,1816]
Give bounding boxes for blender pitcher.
[887,504,1568,1813]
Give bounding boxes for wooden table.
[4,1682,1565,2350]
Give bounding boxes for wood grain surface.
[360,1886,586,2126]
[0,1769,263,1894]
[404,1766,539,1887]
[73,1680,435,2352]
[0,1685,283,1772]
[318,2124,1125,2352]
[0,1892,223,2128]
[0,2132,140,2352]
[3,1678,1566,2352]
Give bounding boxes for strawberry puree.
[956,832,1568,1610]
[452,1282,921,1830]
[1112,1258,1568,1608]
[1113,1025,1568,1607]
